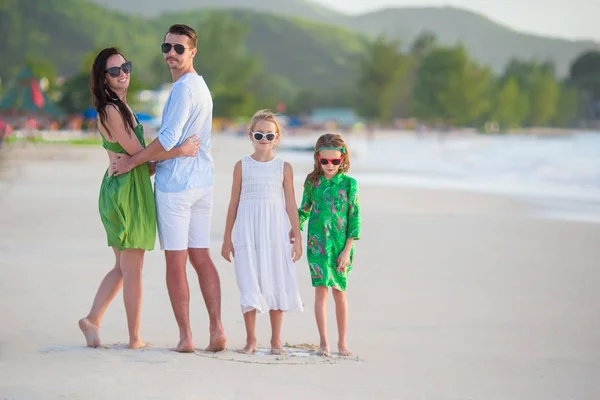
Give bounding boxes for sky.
[316,0,599,41]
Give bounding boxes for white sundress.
[233,155,304,314]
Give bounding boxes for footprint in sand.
[193,342,362,365]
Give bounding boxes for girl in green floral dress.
[297,133,360,357]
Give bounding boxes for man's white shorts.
[155,187,213,251]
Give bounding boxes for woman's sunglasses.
[161,43,189,55]
[318,156,343,166]
[252,132,277,142]
[105,61,132,78]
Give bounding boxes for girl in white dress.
[221,109,304,355]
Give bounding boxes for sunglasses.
[161,43,189,55]
[252,132,277,142]
[318,156,343,166]
[105,61,132,78]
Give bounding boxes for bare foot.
[271,347,287,355]
[78,318,101,348]
[172,337,195,353]
[206,331,227,352]
[270,339,286,355]
[128,341,148,350]
[317,343,330,357]
[237,341,256,355]
[338,345,353,357]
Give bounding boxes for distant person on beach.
[0,119,5,147]
[78,47,199,349]
[0,119,12,147]
[110,24,227,353]
[221,110,304,355]
[295,133,361,357]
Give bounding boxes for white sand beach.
[1,135,599,399]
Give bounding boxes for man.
[112,24,226,353]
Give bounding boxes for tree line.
[357,33,600,131]
[11,15,600,131]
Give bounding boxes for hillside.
[156,9,366,89]
[88,0,344,22]
[89,0,600,76]
[347,7,600,76]
[0,0,158,81]
[0,0,366,90]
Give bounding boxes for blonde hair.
[306,133,351,186]
[247,109,283,137]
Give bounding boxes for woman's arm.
[101,105,143,156]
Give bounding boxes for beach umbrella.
[0,67,64,118]
[135,112,153,122]
[82,107,97,119]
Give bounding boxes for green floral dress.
[98,116,156,251]
[298,173,360,291]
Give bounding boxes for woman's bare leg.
[79,248,123,348]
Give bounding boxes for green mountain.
[157,9,366,89]
[347,7,599,77]
[0,0,366,91]
[0,0,158,81]
[89,0,600,76]
[2,0,597,97]
[93,0,343,21]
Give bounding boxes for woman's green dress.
[98,116,156,251]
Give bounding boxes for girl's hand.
[336,249,351,273]
[221,238,235,262]
[180,135,200,157]
[291,240,302,262]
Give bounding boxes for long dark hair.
[306,133,351,186]
[90,47,135,139]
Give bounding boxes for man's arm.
[151,135,200,161]
[112,83,193,176]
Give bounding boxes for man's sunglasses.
[105,61,132,78]
[252,132,277,142]
[318,156,343,165]
[161,43,189,55]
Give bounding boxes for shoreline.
[2,138,599,225]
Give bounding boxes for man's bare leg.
[79,248,123,348]
[165,250,194,352]
[189,248,227,351]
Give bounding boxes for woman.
[78,47,198,349]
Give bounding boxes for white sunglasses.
[252,132,277,142]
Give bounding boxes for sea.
[279,131,600,223]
